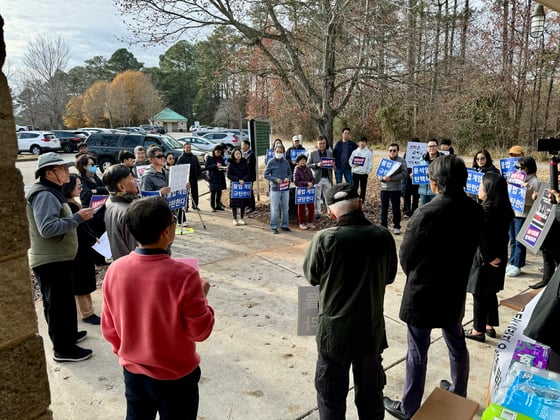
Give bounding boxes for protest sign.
[320,157,334,168]
[89,194,108,209]
[278,180,290,191]
[376,157,402,178]
[500,158,519,179]
[290,149,306,161]
[297,286,319,336]
[508,184,526,214]
[465,169,483,195]
[516,184,556,252]
[508,170,526,187]
[352,156,366,167]
[135,164,150,179]
[231,182,252,199]
[92,232,112,259]
[295,187,316,204]
[169,164,190,192]
[411,165,430,185]
[141,189,189,210]
[405,142,427,167]
[265,149,274,163]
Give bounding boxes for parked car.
[85,132,194,171]
[50,130,87,153]
[15,124,26,132]
[17,131,61,155]
[223,129,249,140]
[176,135,216,152]
[140,124,166,134]
[200,132,240,150]
[115,127,147,134]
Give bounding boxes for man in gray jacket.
[307,135,334,220]
[102,164,139,260]
[379,143,408,235]
[26,153,95,362]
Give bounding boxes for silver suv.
[17,131,61,155]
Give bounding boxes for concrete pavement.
[35,196,544,419]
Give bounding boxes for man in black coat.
[177,143,202,209]
[242,140,257,213]
[384,155,483,420]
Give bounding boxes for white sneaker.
[507,266,521,277]
[393,228,401,235]
[233,219,240,226]
[306,223,315,229]
[299,223,308,230]
[238,219,247,225]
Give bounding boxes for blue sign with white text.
[295,187,316,204]
[141,189,189,210]
[376,157,399,177]
[508,184,526,214]
[231,182,252,199]
[465,169,484,195]
[411,165,430,185]
[500,158,519,179]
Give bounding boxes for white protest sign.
[169,164,190,192]
[92,232,112,259]
[405,142,427,167]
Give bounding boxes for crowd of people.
[24,131,560,420]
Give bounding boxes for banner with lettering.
[295,187,316,204]
[500,158,519,179]
[376,158,402,178]
[465,169,483,195]
[411,165,430,185]
[516,184,556,252]
[231,182,252,199]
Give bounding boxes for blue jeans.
[315,351,386,419]
[401,323,469,417]
[124,366,200,420]
[335,168,353,185]
[269,189,289,230]
[509,217,526,268]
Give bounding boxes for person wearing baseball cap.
[26,153,96,362]
[508,145,525,157]
[304,182,397,418]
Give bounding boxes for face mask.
[87,165,97,174]
[275,153,284,159]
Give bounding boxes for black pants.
[33,261,79,353]
[381,190,401,229]
[402,178,419,216]
[210,190,223,209]
[472,292,499,332]
[124,366,200,420]
[249,187,256,210]
[189,178,199,208]
[315,351,386,420]
[352,173,368,202]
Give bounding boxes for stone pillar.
[0,15,52,419]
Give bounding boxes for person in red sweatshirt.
[101,196,214,419]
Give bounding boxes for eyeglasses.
[167,214,178,226]
[389,149,398,152]
[427,145,438,148]
[153,155,165,159]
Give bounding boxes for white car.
[15,124,26,132]
[176,135,215,152]
[17,131,61,155]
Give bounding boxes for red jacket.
[102,252,214,380]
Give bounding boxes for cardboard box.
[412,387,479,420]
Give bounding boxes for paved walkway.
[35,197,544,419]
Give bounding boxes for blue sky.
[3,0,170,75]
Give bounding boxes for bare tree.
[114,0,396,142]
[22,36,70,129]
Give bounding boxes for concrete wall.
[0,15,52,420]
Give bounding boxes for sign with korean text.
[517,185,556,252]
[141,189,189,210]
[290,148,306,161]
[89,194,108,209]
[278,180,290,191]
[352,156,366,167]
[169,164,190,192]
[508,184,527,214]
[500,158,519,179]
[320,157,334,168]
[411,165,430,185]
[297,286,319,336]
[376,158,402,178]
[508,170,527,187]
[295,187,316,204]
[265,148,274,164]
[465,169,483,195]
[135,164,150,179]
[405,142,427,167]
[231,182,252,199]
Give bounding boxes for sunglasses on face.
[154,155,165,159]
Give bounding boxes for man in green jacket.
[303,183,397,419]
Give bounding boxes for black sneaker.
[83,314,101,325]
[76,330,87,343]
[281,227,291,232]
[53,346,93,362]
